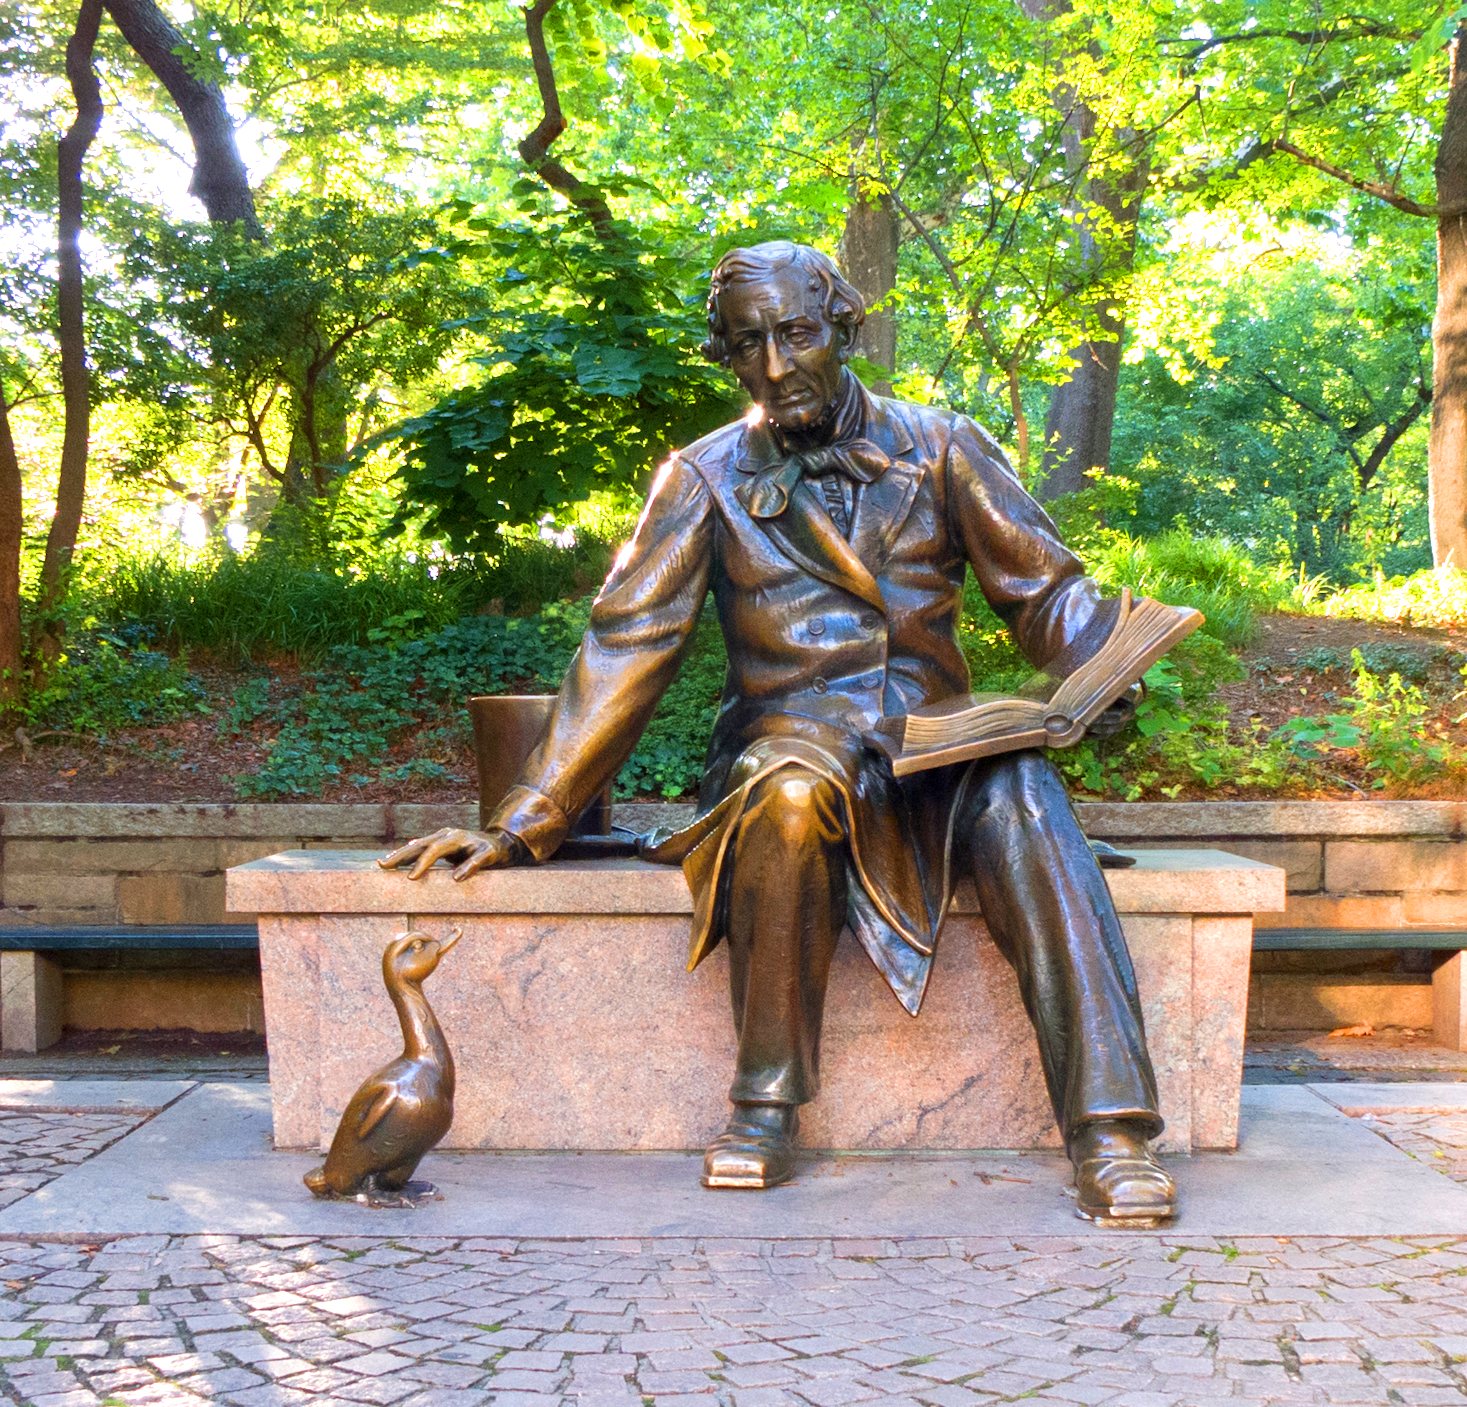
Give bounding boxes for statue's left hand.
[377,828,523,882]
[1086,683,1143,741]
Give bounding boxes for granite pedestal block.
[227,850,1285,1156]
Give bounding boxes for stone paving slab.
[3,1083,1467,1240]
[0,1079,194,1113]
[2,1231,1467,1407]
[1313,1082,1467,1111]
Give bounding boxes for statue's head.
[703,241,865,432]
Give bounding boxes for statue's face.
[719,266,846,432]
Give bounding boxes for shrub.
[1320,566,1467,630]
[22,633,209,734]
[1272,649,1464,788]
[70,497,637,660]
[235,602,730,800]
[1085,529,1305,645]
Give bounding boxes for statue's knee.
[749,768,841,840]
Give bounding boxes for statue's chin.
[764,401,829,433]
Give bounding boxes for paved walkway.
[4,1232,1467,1407]
[0,1067,1466,1403]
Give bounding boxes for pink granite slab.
[235,850,1283,1155]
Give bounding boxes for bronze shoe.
[702,1103,798,1189]
[1073,1149,1175,1225]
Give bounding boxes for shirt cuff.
[486,784,571,862]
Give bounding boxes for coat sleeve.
[943,416,1119,674]
[487,457,715,859]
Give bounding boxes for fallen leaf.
[58,768,77,778]
[1329,1021,1375,1038]
[4,1280,23,1290]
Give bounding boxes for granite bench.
[227,849,1285,1156]
[1252,927,1467,1049]
[0,925,260,1053]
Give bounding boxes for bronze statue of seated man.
[382,240,1175,1224]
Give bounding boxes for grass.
[1085,529,1309,645]
[69,498,637,660]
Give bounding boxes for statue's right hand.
[377,828,522,882]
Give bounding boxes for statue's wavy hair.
[701,241,865,366]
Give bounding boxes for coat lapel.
[849,398,921,577]
[758,480,885,611]
[736,417,886,611]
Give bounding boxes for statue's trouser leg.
[957,750,1163,1145]
[724,766,848,1107]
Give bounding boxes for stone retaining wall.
[2,799,1464,1034]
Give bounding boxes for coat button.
[861,613,879,629]
[808,618,825,636]
[864,672,882,688]
[812,677,828,695]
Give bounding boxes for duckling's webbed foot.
[372,1158,423,1193]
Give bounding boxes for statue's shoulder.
[674,416,753,479]
[876,393,1008,469]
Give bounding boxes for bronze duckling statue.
[305,928,459,1200]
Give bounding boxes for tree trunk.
[1036,104,1147,502]
[0,383,23,707]
[840,182,899,395]
[102,0,261,237]
[1432,21,1467,568]
[35,0,105,642]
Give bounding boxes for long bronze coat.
[489,372,1120,1014]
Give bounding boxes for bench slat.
[1253,928,1467,951]
[0,925,259,951]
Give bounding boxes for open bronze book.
[872,590,1203,777]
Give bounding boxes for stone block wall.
[0,798,1464,1036]
[1080,801,1467,1031]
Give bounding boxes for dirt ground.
[4,612,1467,804]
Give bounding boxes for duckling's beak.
[437,926,463,957]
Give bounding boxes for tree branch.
[103,0,262,236]
[1161,21,1410,64]
[1357,385,1431,491]
[517,0,618,242]
[1274,139,1464,217]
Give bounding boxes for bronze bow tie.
[740,438,892,520]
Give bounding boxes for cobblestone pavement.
[0,1113,146,1212]
[0,1233,1466,1407]
[1360,1111,1467,1184]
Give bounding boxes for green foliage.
[1056,655,1290,801]
[1084,528,1308,645]
[235,607,591,797]
[117,199,468,548]
[1273,649,1462,788]
[1320,566,1467,629]
[387,208,742,546]
[22,633,207,734]
[236,603,729,800]
[1291,641,1467,685]
[73,500,636,659]
[1112,250,1432,581]
[958,573,1034,692]
[615,610,726,798]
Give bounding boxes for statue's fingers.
[407,837,467,881]
[452,833,515,881]
[378,835,432,871]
